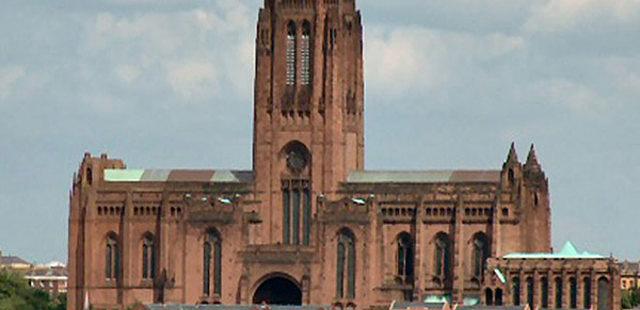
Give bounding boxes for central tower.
[252,0,365,244]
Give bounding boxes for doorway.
[252,276,302,305]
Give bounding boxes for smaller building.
[481,242,620,310]
[619,261,639,290]
[0,250,32,271]
[24,261,69,296]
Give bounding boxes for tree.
[0,270,65,310]
[622,288,640,309]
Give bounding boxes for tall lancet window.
[434,232,451,282]
[301,21,311,85]
[337,228,356,299]
[105,233,120,281]
[286,21,297,85]
[142,233,156,280]
[203,229,222,296]
[396,233,414,284]
[472,232,490,279]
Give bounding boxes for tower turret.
[501,142,522,190]
[252,0,365,244]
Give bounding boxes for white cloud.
[525,0,640,33]
[114,64,141,84]
[534,78,606,116]
[0,65,26,99]
[81,1,255,103]
[365,27,524,98]
[166,60,218,100]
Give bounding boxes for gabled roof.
[104,169,253,183]
[503,241,605,259]
[619,261,640,274]
[0,255,31,266]
[347,170,501,184]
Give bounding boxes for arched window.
[281,141,311,246]
[471,232,490,278]
[303,188,311,245]
[396,233,413,284]
[570,277,578,308]
[597,277,610,310]
[337,228,356,299]
[526,277,534,309]
[495,288,503,306]
[485,288,494,306]
[434,233,451,282]
[286,21,297,85]
[292,188,301,245]
[300,21,312,85]
[86,168,93,185]
[203,229,222,296]
[584,277,592,309]
[142,234,156,280]
[541,277,549,308]
[512,277,521,306]
[508,168,515,186]
[105,233,119,281]
[555,277,563,308]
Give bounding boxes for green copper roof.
[103,169,253,183]
[103,169,145,182]
[423,294,451,304]
[494,268,506,283]
[503,241,605,259]
[347,170,500,184]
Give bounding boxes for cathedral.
[69,1,582,309]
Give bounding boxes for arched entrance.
[253,275,302,305]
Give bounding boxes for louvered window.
[286,22,297,85]
[301,22,311,85]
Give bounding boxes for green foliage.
[622,288,640,309]
[126,301,144,310]
[0,270,66,310]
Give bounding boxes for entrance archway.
[253,275,302,305]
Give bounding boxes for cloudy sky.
[1,0,639,263]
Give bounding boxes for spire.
[505,142,518,164]
[524,144,541,172]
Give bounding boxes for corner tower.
[252,0,365,244]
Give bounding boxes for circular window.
[287,150,307,172]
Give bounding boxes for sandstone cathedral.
[67,1,619,309]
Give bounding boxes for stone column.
[533,269,541,310]
[413,196,424,300]
[591,269,597,310]
[505,269,512,306]
[613,263,622,310]
[120,191,134,306]
[577,269,584,310]
[453,192,465,304]
[547,270,554,309]
[561,268,567,309]
[491,191,502,257]
[519,269,525,307]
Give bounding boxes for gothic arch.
[202,228,222,297]
[105,231,120,281]
[285,20,297,86]
[251,272,302,305]
[281,141,312,245]
[141,232,156,280]
[469,232,490,279]
[432,232,452,285]
[395,232,413,284]
[597,276,611,310]
[336,228,356,299]
[300,20,312,85]
[280,140,311,171]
